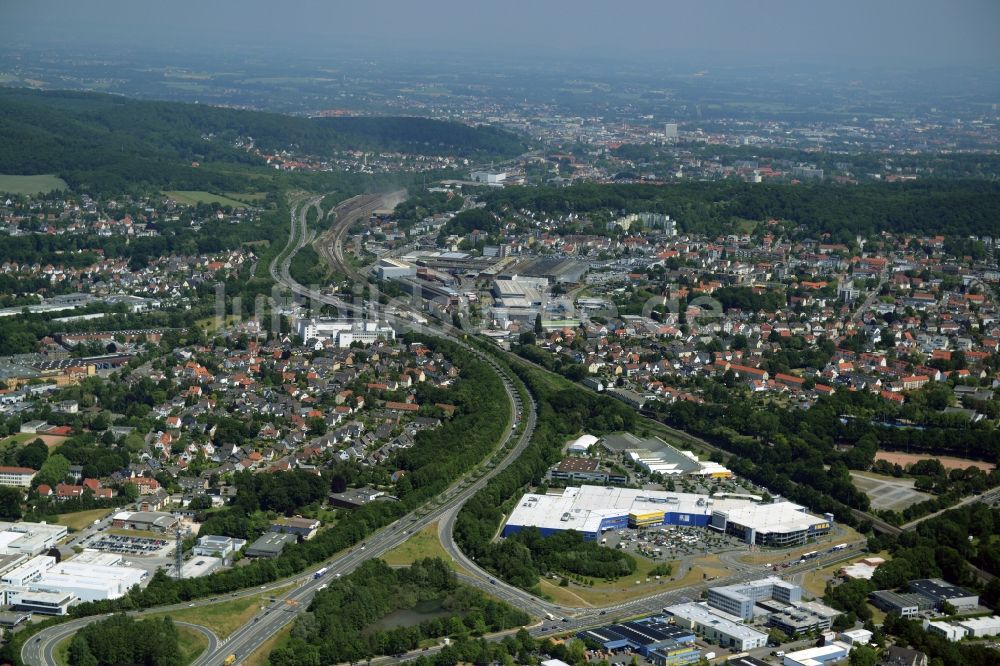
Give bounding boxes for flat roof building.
[551,458,627,486]
[271,517,320,540]
[245,532,298,558]
[35,561,146,601]
[296,318,396,347]
[577,616,695,655]
[768,601,841,637]
[503,485,831,546]
[708,577,802,620]
[192,535,246,558]
[329,486,390,510]
[0,555,53,587]
[781,642,849,666]
[111,510,178,533]
[908,578,979,611]
[955,615,1000,638]
[869,590,933,618]
[662,603,768,652]
[922,620,965,642]
[0,521,67,556]
[377,258,417,280]
[2,587,76,615]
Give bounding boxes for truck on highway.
[545,612,556,621]
[314,567,329,579]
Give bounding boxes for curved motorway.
[23,615,218,666]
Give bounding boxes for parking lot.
[85,533,172,557]
[849,471,932,511]
[604,525,745,560]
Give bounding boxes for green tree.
[36,453,71,488]
[15,438,48,469]
[0,487,22,520]
[849,644,878,666]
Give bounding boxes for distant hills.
[0,88,529,193]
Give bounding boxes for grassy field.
[243,622,293,666]
[380,522,467,573]
[55,625,208,666]
[0,433,35,446]
[0,174,68,195]
[538,553,724,606]
[801,550,891,599]
[56,507,113,531]
[146,586,295,639]
[165,190,257,208]
[194,313,241,333]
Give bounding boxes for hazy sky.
[7,0,1000,68]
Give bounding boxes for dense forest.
[269,558,530,664]
[67,614,183,666]
[482,181,1000,238]
[0,88,528,193]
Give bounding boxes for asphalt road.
[191,192,540,664]
[23,614,218,666]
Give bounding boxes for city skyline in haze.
[6,0,1000,70]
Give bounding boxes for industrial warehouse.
[502,485,832,546]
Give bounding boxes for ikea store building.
[502,486,832,547]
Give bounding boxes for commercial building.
[881,646,928,666]
[192,535,247,558]
[768,600,841,636]
[180,556,222,578]
[566,434,598,455]
[662,603,769,651]
[329,486,392,509]
[0,555,53,587]
[377,258,417,280]
[1,587,76,615]
[470,170,506,185]
[551,458,627,486]
[708,577,802,621]
[955,615,1000,638]
[34,561,146,601]
[869,590,933,618]
[492,277,546,310]
[0,466,35,488]
[922,620,965,642]
[111,510,178,533]
[0,521,68,556]
[908,578,979,611]
[270,517,321,540]
[296,318,396,347]
[603,433,732,479]
[577,617,695,656]
[245,532,298,558]
[839,629,873,646]
[781,642,849,666]
[502,485,831,546]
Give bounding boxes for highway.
[24,613,218,666]
[189,191,542,664]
